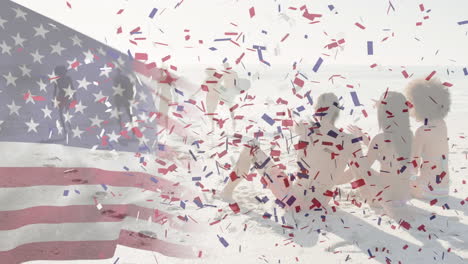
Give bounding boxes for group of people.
[219,78,451,220]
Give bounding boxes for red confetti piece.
[293,77,304,88]
[362,109,368,118]
[135,53,148,61]
[117,9,124,14]
[350,179,366,189]
[281,33,290,42]
[66,1,72,8]
[229,203,240,214]
[249,7,255,18]
[355,22,366,30]
[425,70,436,80]
[400,221,411,230]
[131,127,143,138]
[401,70,409,78]
[71,61,80,69]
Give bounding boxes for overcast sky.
[11,0,468,70]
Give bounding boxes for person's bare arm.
[336,135,380,185]
[411,127,425,174]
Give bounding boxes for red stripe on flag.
[0,230,199,263]
[0,167,194,199]
[0,204,202,232]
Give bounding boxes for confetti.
[149,8,158,19]
[425,70,436,81]
[350,179,366,189]
[367,41,374,55]
[312,57,323,72]
[262,113,275,125]
[249,7,255,18]
[350,91,362,106]
[355,22,366,30]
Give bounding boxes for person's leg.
[219,146,255,201]
[205,90,220,131]
[159,85,171,127]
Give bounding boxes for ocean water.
[187,64,468,138]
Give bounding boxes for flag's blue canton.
[0,1,158,153]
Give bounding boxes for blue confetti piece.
[328,5,335,11]
[123,166,129,171]
[74,189,80,194]
[101,184,108,191]
[275,199,286,208]
[205,171,213,178]
[222,57,228,63]
[180,201,186,209]
[400,165,407,173]
[263,212,272,219]
[306,91,313,105]
[278,4,281,12]
[256,157,271,169]
[140,157,144,163]
[286,196,296,206]
[261,196,269,203]
[463,67,468,76]
[150,177,159,184]
[457,20,468,25]
[192,176,201,181]
[297,106,305,112]
[113,257,120,264]
[261,60,271,66]
[218,235,229,247]
[175,88,184,96]
[214,38,231,42]
[209,47,217,51]
[149,8,158,18]
[350,91,362,106]
[158,144,165,151]
[351,137,363,143]
[261,30,268,34]
[262,113,275,125]
[189,150,197,161]
[430,215,436,220]
[63,190,69,196]
[298,72,308,80]
[367,41,373,55]
[127,50,133,60]
[193,197,204,208]
[253,45,266,50]
[312,57,323,72]
[327,130,338,138]
[176,105,184,111]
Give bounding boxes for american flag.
[0,1,203,262]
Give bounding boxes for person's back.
[412,120,450,196]
[367,132,412,205]
[405,78,451,198]
[301,123,354,189]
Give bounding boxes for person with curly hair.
[405,78,451,199]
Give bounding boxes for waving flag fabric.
[0,1,201,263]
